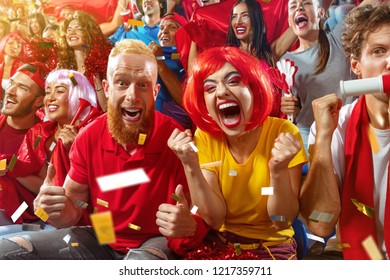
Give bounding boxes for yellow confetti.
[34,207,49,222]
[71,242,79,247]
[171,53,180,60]
[128,223,141,231]
[7,154,17,171]
[368,126,380,153]
[97,198,109,208]
[351,198,374,218]
[127,19,144,26]
[90,211,116,245]
[93,207,98,214]
[138,133,147,145]
[0,159,6,171]
[68,72,78,86]
[362,235,383,260]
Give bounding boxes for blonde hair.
[107,39,156,81]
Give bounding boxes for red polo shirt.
[68,112,188,253]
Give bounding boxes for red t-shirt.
[68,112,189,253]
[0,115,41,223]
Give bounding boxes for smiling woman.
[167,46,308,260]
[56,10,113,112]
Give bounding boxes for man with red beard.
[0,39,204,260]
[0,62,51,235]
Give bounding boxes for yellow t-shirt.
[195,117,308,241]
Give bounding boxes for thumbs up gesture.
[33,164,68,220]
[156,184,197,238]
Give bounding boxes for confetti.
[97,168,150,192]
[368,126,380,153]
[234,243,241,255]
[34,207,49,222]
[33,135,42,148]
[0,185,2,190]
[351,198,374,218]
[189,142,198,153]
[156,56,165,60]
[7,154,17,172]
[261,186,274,196]
[200,161,222,168]
[270,215,286,222]
[127,19,144,26]
[229,170,237,176]
[308,210,334,223]
[11,201,28,222]
[93,207,98,214]
[97,198,109,208]
[68,72,78,86]
[138,133,147,145]
[306,233,325,243]
[171,53,180,60]
[63,234,71,244]
[362,235,383,260]
[38,41,54,48]
[190,205,198,214]
[49,142,56,152]
[75,200,88,209]
[90,211,116,245]
[171,193,181,202]
[0,159,6,171]
[128,223,141,231]
[22,223,41,231]
[59,247,70,254]
[71,242,79,247]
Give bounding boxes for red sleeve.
[167,214,209,256]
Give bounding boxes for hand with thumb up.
[33,164,67,221]
[156,184,197,238]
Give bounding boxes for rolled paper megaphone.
[70,98,91,126]
[77,107,101,129]
[339,74,390,98]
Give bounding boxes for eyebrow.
[203,71,240,84]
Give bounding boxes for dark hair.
[28,13,47,38]
[315,18,330,75]
[226,0,274,67]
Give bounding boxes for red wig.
[0,30,27,62]
[183,46,274,137]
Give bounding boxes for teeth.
[219,102,238,110]
[237,27,245,32]
[48,105,58,110]
[124,108,140,113]
[7,99,16,104]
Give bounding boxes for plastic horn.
[70,98,91,126]
[339,74,390,98]
[77,107,100,129]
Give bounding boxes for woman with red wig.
[163,46,308,259]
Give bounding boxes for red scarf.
[341,96,390,259]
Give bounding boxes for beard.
[107,102,154,149]
[1,96,36,117]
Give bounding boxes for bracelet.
[96,88,103,91]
